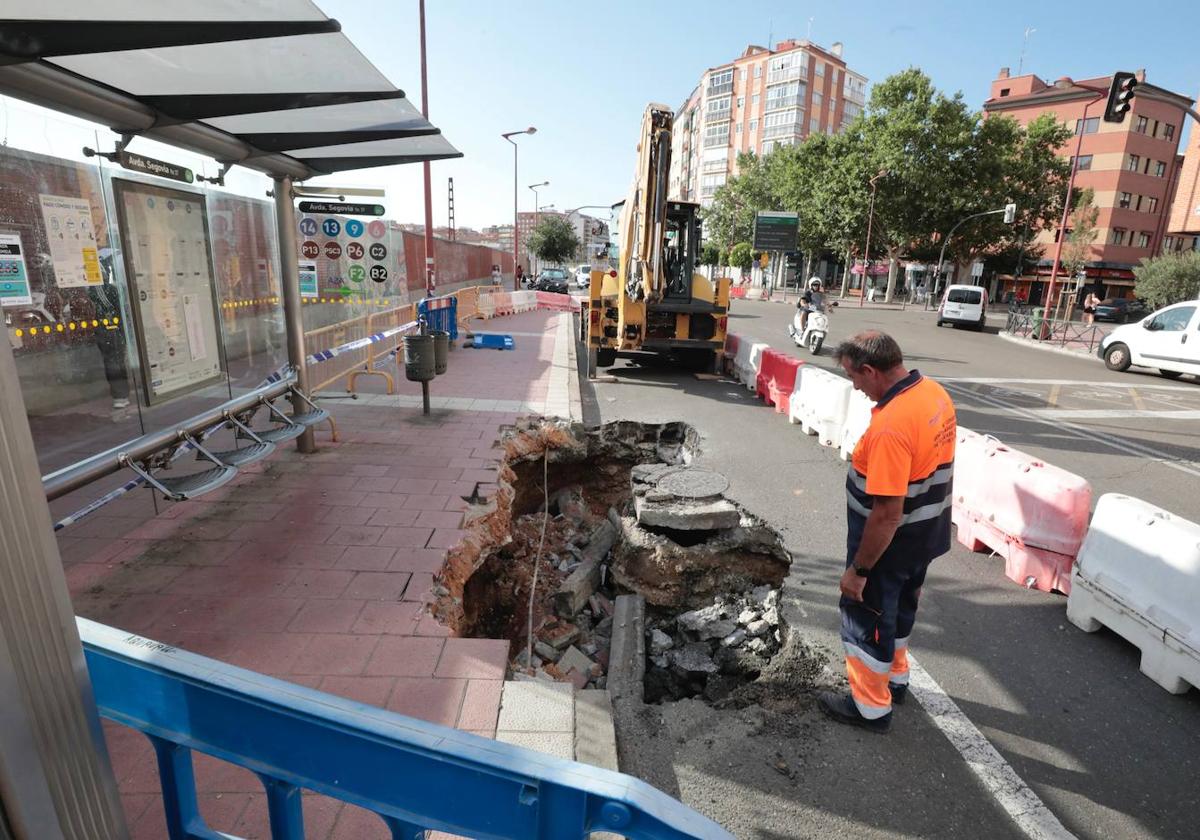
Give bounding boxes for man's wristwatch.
[852,564,871,577]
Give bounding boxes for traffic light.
[1003,202,1017,224]
[1103,72,1138,123]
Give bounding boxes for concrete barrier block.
[1067,494,1200,693]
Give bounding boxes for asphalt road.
[579,299,1200,840]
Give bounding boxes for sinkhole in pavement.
[434,418,818,705]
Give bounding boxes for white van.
[937,285,987,330]
[1098,301,1200,379]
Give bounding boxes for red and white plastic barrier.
[952,435,1092,594]
[511,290,538,313]
[1067,494,1200,693]
[535,291,578,312]
[838,389,876,461]
[755,350,804,415]
[723,333,741,376]
[492,291,514,316]
[476,293,497,319]
[790,366,853,447]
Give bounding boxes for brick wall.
[400,232,513,293]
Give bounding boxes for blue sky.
[66,0,1188,230]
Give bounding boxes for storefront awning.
[0,1,461,179]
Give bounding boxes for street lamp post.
[859,169,887,307]
[502,127,536,290]
[528,181,549,275]
[925,205,1017,311]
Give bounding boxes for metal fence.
[81,619,730,840]
[1005,308,1109,354]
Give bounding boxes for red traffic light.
[1103,71,1138,124]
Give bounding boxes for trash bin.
[430,330,449,375]
[403,334,436,382]
[1030,307,1050,340]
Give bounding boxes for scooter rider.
[800,277,826,333]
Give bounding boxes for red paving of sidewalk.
[58,309,568,839]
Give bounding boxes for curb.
[997,330,1101,361]
[565,312,583,424]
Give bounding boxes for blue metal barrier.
[418,295,458,341]
[79,619,731,840]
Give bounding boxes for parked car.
[1093,297,1150,323]
[535,268,570,294]
[936,284,987,330]
[1099,301,1200,379]
[574,265,591,289]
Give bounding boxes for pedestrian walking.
[491,263,502,287]
[515,264,525,289]
[1083,290,1100,325]
[820,330,957,733]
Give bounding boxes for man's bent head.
[833,330,907,401]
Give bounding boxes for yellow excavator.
[583,104,730,376]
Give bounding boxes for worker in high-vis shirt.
[820,331,956,733]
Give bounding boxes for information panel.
[752,211,799,252]
[113,180,224,404]
[38,194,102,288]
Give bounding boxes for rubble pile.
[644,586,785,704]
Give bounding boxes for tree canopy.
[700,68,1074,300]
[526,216,581,266]
[1133,251,1200,309]
[728,242,754,271]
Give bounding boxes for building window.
[1147,196,1158,213]
[1164,123,1176,141]
[1110,228,1127,246]
[740,69,747,81]
[736,123,741,135]
[737,97,744,108]
[1164,235,1176,252]
[754,65,762,78]
[749,119,757,131]
[815,61,825,77]
[813,92,823,108]
[1127,154,1141,172]
[707,69,734,95]
[752,94,759,105]
[999,87,1010,97]
[1075,117,1099,135]
[1137,231,1151,248]
[1154,160,1167,177]
[1072,154,1093,171]
[1134,115,1149,134]
[1118,191,1132,209]
[810,117,819,132]
[844,101,861,118]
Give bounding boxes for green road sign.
[753,211,799,252]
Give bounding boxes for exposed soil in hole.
[434,418,815,703]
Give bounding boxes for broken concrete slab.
[553,519,619,617]
[648,628,674,655]
[670,642,719,674]
[634,495,742,531]
[696,618,738,641]
[607,594,646,704]
[558,644,594,676]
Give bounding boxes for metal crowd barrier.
[81,619,731,840]
[346,304,418,394]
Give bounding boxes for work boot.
[890,683,908,705]
[818,691,892,734]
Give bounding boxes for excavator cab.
[662,201,701,301]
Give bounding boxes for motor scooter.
[787,301,836,354]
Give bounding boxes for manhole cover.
[656,467,729,499]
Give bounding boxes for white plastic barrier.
[786,365,810,426]
[838,389,876,460]
[723,333,742,376]
[791,367,853,448]
[741,342,770,390]
[1067,494,1200,693]
[511,290,538,313]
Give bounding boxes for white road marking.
[909,655,1077,840]
[944,383,1200,479]
[1030,409,1200,420]
[945,377,1197,392]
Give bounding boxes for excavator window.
[664,207,698,300]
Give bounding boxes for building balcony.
[702,158,728,174]
[706,80,734,97]
[705,107,732,122]
[764,93,805,112]
[768,65,804,85]
[762,121,804,140]
[703,134,730,149]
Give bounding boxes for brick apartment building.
[1165,93,1200,254]
[668,39,868,207]
[983,68,1193,303]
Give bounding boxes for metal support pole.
[273,175,316,453]
[0,320,128,838]
[1045,95,1102,316]
[419,0,435,296]
[860,181,878,308]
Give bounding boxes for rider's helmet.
[808,276,823,290]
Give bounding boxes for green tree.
[526,215,580,266]
[1060,187,1099,281]
[1134,250,1200,309]
[728,242,754,271]
[701,152,779,247]
[700,242,722,269]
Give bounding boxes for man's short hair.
[833,330,904,371]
